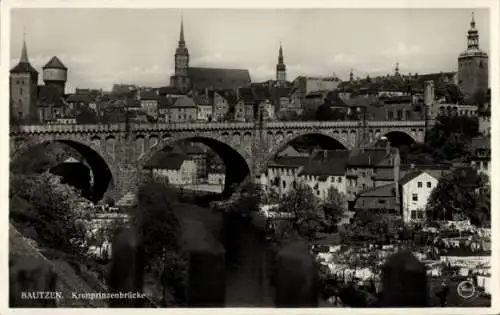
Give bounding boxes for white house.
[400,170,440,223]
[150,154,198,185]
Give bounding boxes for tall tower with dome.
[457,12,489,100]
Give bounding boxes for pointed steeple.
[394,62,400,77]
[276,42,286,83]
[179,13,185,47]
[278,42,284,64]
[349,68,354,82]
[10,27,38,74]
[20,27,29,63]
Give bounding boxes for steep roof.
[399,170,441,186]
[10,62,39,74]
[43,56,67,70]
[299,150,349,177]
[172,96,197,108]
[188,67,251,90]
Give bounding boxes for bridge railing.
[10,120,433,134]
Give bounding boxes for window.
[379,199,386,204]
[387,111,394,120]
[20,88,23,95]
[397,110,403,120]
[411,211,417,219]
[417,182,422,188]
[417,211,424,220]
[412,193,418,201]
[337,177,342,183]
[317,190,320,196]
[331,177,335,183]
[427,182,432,188]
[282,180,286,188]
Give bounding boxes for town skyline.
[10,8,490,92]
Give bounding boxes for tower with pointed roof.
[10,31,39,122]
[43,56,68,95]
[457,12,489,100]
[170,15,191,92]
[276,43,287,84]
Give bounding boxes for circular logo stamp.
[457,280,476,299]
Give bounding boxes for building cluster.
[256,134,490,224]
[10,14,489,128]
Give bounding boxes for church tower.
[170,15,191,92]
[276,43,287,84]
[457,12,489,100]
[10,30,39,123]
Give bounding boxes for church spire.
[179,13,185,47]
[20,27,29,63]
[276,42,286,83]
[278,42,284,64]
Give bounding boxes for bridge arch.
[138,135,252,197]
[11,137,115,203]
[262,131,349,171]
[383,131,417,148]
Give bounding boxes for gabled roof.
[399,170,441,186]
[172,96,197,108]
[188,67,251,90]
[43,56,67,70]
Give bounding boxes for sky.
[9,8,490,93]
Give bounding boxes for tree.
[277,184,322,240]
[339,210,406,245]
[131,180,183,264]
[321,187,347,233]
[130,179,188,305]
[9,172,93,255]
[444,84,464,104]
[426,167,489,226]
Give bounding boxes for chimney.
[424,80,435,106]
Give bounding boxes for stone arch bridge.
[10,120,429,201]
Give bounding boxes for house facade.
[400,171,440,223]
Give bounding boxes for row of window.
[416,181,432,188]
[387,109,412,120]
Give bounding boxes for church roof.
[43,56,67,70]
[10,62,38,74]
[188,67,251,90]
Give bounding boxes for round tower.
[457,12,488,100]
[43,56,67,95]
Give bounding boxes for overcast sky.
[9,8,490,92]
